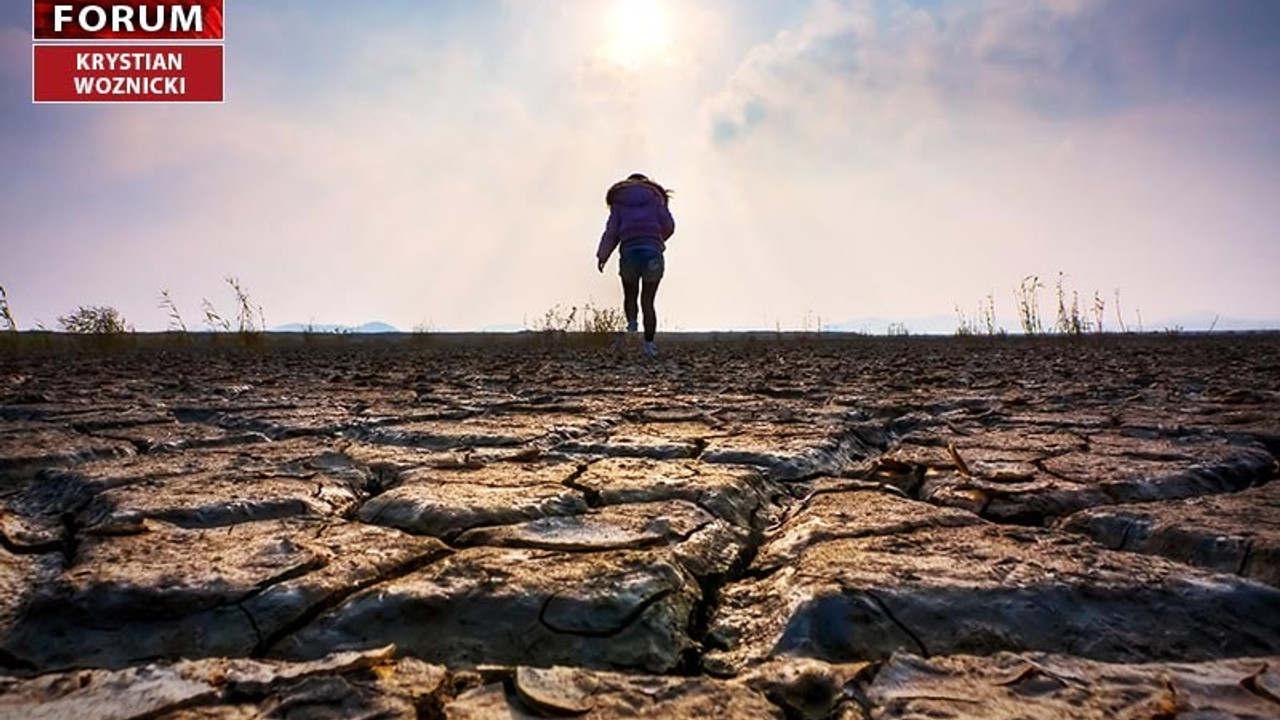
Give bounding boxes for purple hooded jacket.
[596,180,676,263]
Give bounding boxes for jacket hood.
[606,180,668,207]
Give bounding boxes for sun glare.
[602,0,675,71]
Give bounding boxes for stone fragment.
[33,409,173,433]
[273,548,700,673]
[172,406,357,440]
[444,667,784,719]
[456,499,753,580]
[353,414,592,450]
[393,460,586,488]
[738,658,871,720]
[0,427,134,471]
[868,652,1280,720]
[1060,480,1280,586]
[81,470,363,529]
[753,489,983,574]
[0,551,61,663]
[339,442,481,473]
[60,438,337,482]
[912,432,1276,524]
[0,663,218,720]
[701,427,871,481]
[1,467,100,559]
[358,462,588,539]
[707,493,1280,672]
[2,519,448,671]
[0,646,446,720]
[555,420,733,460]
[1040,438,1274,505]
[455,500,713,552]
[514,665,595,715]
[91,419,268,454]
[571,458,777,529]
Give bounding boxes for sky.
[2,0,1279,332]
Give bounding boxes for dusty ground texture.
[1,333,1278,719]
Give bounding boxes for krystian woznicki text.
[73,51,186,95]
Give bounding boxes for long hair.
[606,173,672,206]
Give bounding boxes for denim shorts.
[619,244,665,284]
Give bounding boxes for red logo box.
[34,1,224,41]
[33,44,223,103]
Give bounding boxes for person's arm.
[658,200,675,241]
[596,206,621,269]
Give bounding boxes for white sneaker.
[643,341,658,358]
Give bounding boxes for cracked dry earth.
[1,334,1279,720]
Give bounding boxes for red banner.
[34,1,224,41]
[34,44,223,102]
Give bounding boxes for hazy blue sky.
[3,0,1279,331]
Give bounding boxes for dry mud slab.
[1,333,1278,718]
[1058,479,1280,586]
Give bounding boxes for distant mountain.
[272,322,400,334]
[352,322,400,333]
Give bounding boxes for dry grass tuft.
[0,285,16,333]
[57,306,131,334]
[158,289,187,332]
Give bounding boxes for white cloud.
[687,0,1280,327]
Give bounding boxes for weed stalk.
[158,290,187,332]
[0,285,16,333]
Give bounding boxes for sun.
[602,0,675,71]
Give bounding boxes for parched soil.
[1,333,1279,719]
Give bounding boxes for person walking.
[596,173,675,357]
